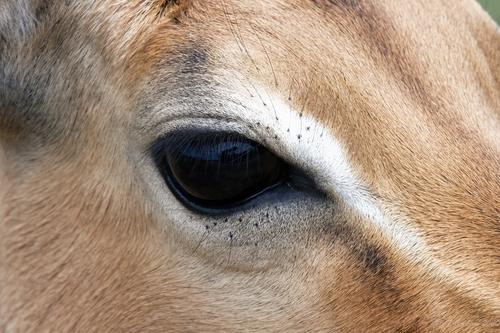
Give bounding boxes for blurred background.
[478,0,500,23]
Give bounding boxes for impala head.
[1,0,499,331]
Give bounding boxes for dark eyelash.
[152,131,248,165]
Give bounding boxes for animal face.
[1,0,499,331]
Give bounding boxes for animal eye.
[152,131,288,211]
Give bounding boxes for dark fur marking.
[162,43,210,77]
[185,47,208,72]
[323,221,387,275]
[0,63,56,144]
[35,1,54,20]
[159,0,182,18]
[0,33,8,54]
[147,42,212,109]
[321,219,406,310]
[0,10,86,145]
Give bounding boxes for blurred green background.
[478,0,500,23]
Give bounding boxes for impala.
[0,0,499,332]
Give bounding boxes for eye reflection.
[152,131,288,210]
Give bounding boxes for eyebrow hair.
[313,0,360,10]
[154,42,209,77]
[182,47,208,73]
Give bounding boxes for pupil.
[154,132,286,209]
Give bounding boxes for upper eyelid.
[146,117,323,191]
[145,116,266,155]
[150,131,246,162]
[151,128,320,191]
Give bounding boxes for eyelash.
[154,132,245,162]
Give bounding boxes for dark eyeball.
[152,131,288,210]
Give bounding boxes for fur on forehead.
[157,0,193,18]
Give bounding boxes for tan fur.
[1,0,499,332]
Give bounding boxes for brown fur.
[1,0,499,332]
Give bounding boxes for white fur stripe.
[221,81,499,307]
